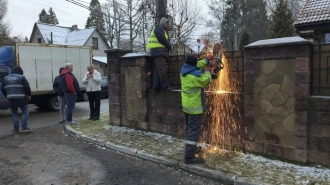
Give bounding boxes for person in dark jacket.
[147,17,174,91]
[1,66,32,133]
[53,67,66,123]
[60,63,80,124]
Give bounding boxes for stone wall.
[106,50,185,137]
[106,37,330,165]
[244,37,312,163]
[307,97,330,165]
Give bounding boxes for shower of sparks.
[201,50,244,156]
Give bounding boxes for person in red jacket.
[60,63,80,124]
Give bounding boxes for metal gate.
[312,44,330,95]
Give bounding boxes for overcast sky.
[6,0,108,38]
[6,0,210,39]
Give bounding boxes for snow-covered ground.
[72,114,330,185]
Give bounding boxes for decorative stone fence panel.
[105,50,185,137]
[244,37,313,163]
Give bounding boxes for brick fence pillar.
[105,49,132,126]
[244,37,312,163]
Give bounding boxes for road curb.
[65,125,260,185]
[105,141,138,156]
[136,150,179,167]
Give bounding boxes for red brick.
[295,136,307,150]
[245,141,264,153]
[138,121,148,130]
[149,123,168,134]
[284,148,307,163]
[294,84,310,98]
[309,125,330,137]
[295,110,308,125]
[244,106,253,118]
[136,58,146,65]
[319,138,330,152]
[295,124,307,137]
[244,95,254,106]
[110,116,121,126]
[244,60,254,71]
[295,98,308,110]
[307,150,330,166]
[264,144,284,158]
[295,72,310,84]
[295,58,310,72]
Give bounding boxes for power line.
[23,0,89,18]
[8,3,86,26]
[28,0,89,13]
[66,0,89,9]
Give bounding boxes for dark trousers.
[153,57,170,89]
[10,104,29,131]
[65,94,77,122]
[87,91,101,119]
[184,113,203,159]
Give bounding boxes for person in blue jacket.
[1,66,32,133]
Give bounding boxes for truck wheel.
[81,92,89,101]
[48,96,60,111]
[35,103,48,110]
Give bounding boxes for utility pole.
[155,0,167,24]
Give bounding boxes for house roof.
[295,0,330,26]
[93,56,107,64]
[185,40,205,54]
[30,23,109,48]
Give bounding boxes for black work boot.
[185,157,205,164]
[196,146,203,155]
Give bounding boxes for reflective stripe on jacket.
[4,74,26,99]
[180,59,212,114]
[147,26,169,50]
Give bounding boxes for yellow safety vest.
[147,26,169,50]
[181,59,212,114]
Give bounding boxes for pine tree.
[24,36,29,43]
[241,0,268,42]
[48,7,59,24]
[239,29,250,50]
[268,0,295,38]
[38,8,49,23]
[85,0,105,35]
[220,0,241,51]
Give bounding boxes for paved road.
[0,99,109,137]
[0,126,220,185]
[0,99,220,185]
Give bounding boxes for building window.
[37,38,41,43]
[92,37,98,49]
[326,33,330,44]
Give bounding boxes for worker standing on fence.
[147,17,174,91]
[180,55,215,164]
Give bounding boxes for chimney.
[71,25,78,31]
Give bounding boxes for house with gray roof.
[29,23,110,75]
[294,0,330,43]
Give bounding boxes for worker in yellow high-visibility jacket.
[147,17,173,91]
[180,55,216,164]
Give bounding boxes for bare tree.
[168,0,203,54]
[116,0,143,50]
[0,0,11,45]
[206,0,227,41]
